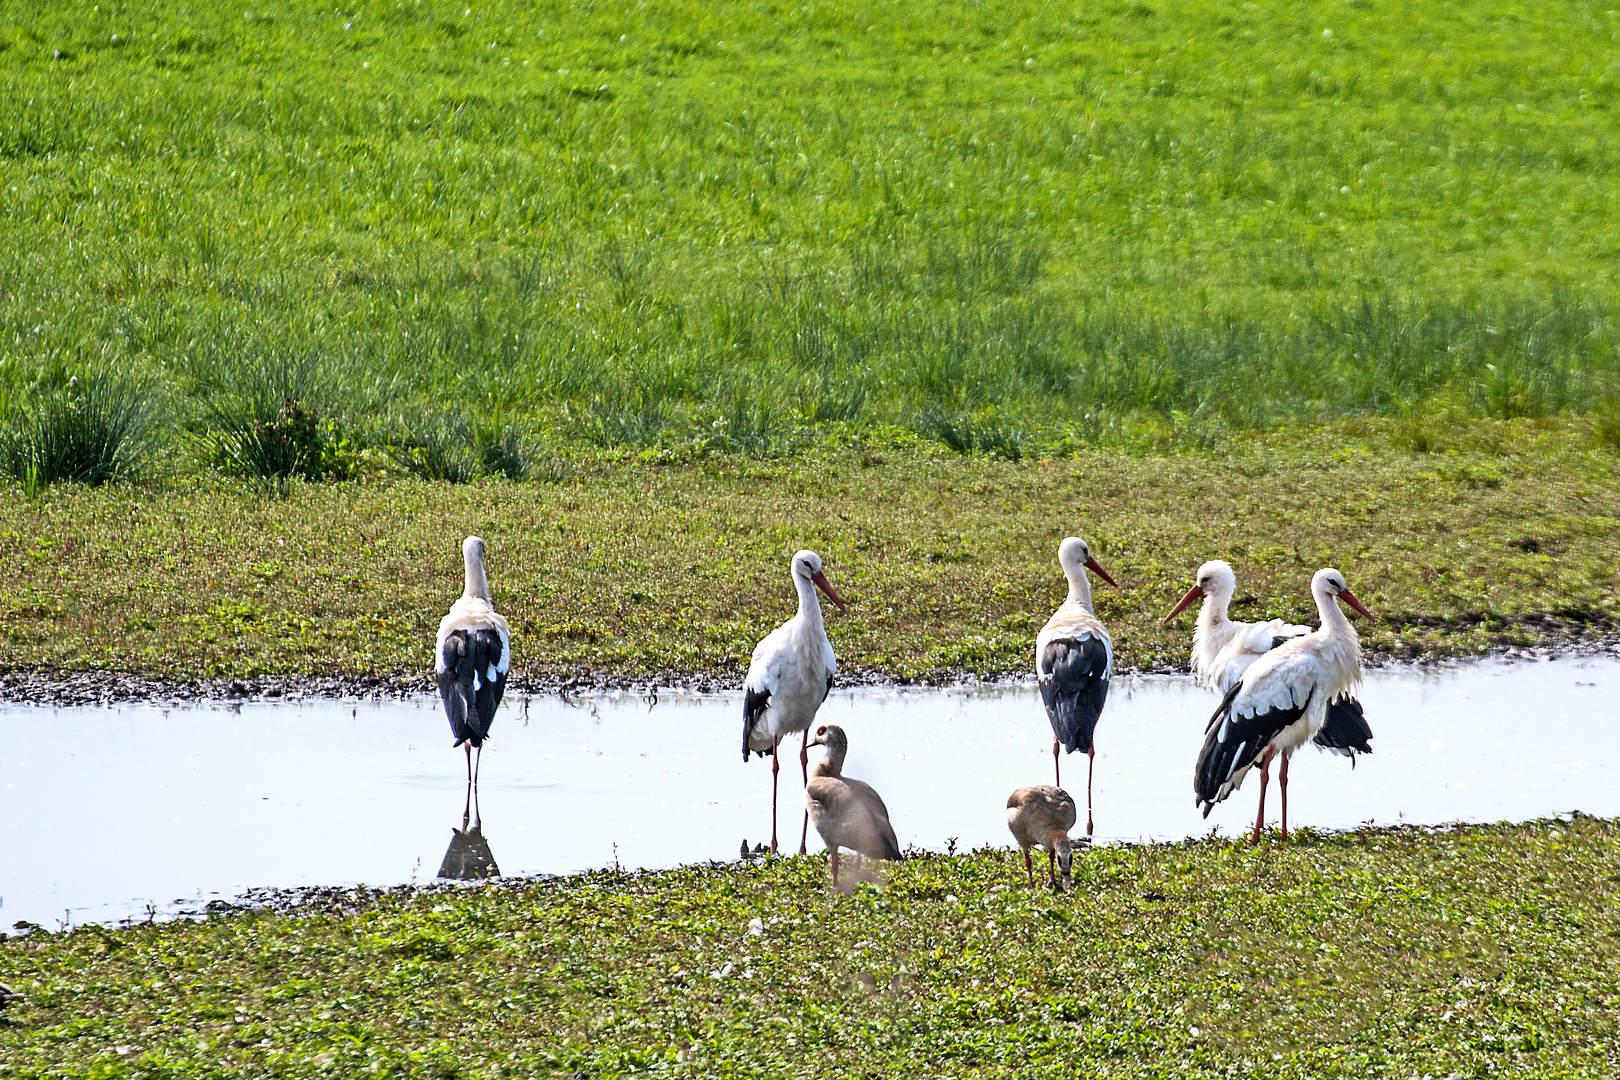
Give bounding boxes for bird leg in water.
[799,727,811,856]
[463,742,474,785]
[461,779,473,831]
[769,734,781,855]
[1279,751,1291,842]
[1023,848,1035,886]
[473,745,483,786]
[1251,746,1276,845]
[1052,736,1061,787]
[1086,747,1096,837]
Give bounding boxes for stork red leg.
[1251,746,1275,845]
[799,728,811,856]
[1086,747,1096,837]
[1279,751,1291,842]
[1053,736,1061,787]
[769,734,781,854]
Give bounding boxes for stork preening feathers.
[742,549,849,855]
[1162,560,1311,693]
[1194,568,1375,843]
[435,536,511,784]
[1036,536,1120,834]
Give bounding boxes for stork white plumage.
[1194,567,1375,843]
[1162,560,1311,693]
[435,536,511,784]
[742,549,849,855]
[1036,536,1120,834]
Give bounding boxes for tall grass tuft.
[2,373,163,486]
[1596,396,1620,450]
[391,412,533,482]
[918,407,1025,461]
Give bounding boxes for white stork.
[1161,559,1310,692]
[1036,536,1120,834]
[1194,567,1375,843]
[742,549,848,854]
[435,535,511,784]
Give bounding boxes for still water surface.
[2,654,1616,928]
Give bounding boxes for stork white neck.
[793,563,825,630]
[1308,567,1363,699]
[1196,584,1232,633]
[1313,578,1353,637]
[1058,549,1097,613]
[462,538,491,602]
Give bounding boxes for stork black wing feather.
[1039,637,1110,754]
[438,628,506,747]
[1315,696,1373,756]
[1194,686,1310,815]
[742,686,771,762]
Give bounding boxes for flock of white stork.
[434,533,1374,890]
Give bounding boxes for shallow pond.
[3,654,1617,928]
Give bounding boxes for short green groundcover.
[2,819,1616,1077]
[1,426,1616,681]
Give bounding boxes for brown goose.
[804,724,900,887]
[1005,785,1078,890]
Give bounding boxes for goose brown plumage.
[804,724,900,888]
[1005,785,1078,889]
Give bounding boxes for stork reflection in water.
[438,780,500,881]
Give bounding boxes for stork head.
[1057,536,1119,591]
[1162,559,1235,623]
[1312,567,1373,619]
[792,549,849,613]
[463,535,487,564]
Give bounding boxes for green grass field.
[3,819,1617,1077]
[2,424,1615,681]
[3,0,1619,476]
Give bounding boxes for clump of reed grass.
[390,412,534,482]
[1595,395,1620,450]
[1,372,162,488]
[917,407,1025,461]
[203,396,358,491]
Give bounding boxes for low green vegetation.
[1,423,1615,681]
[2,0,1619,477]
[2,818,1616,1077]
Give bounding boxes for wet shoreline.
[4,622,1618,707]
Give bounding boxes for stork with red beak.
[742,549,849,854]
[1036,536,1121,834]
[1195,567,1376,843]
[1162,559,1310,693]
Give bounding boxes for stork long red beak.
[1338,588,1374,619]
[1161,583,1203,624]
[811,570,849,613]
[1084,556,1120,591]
